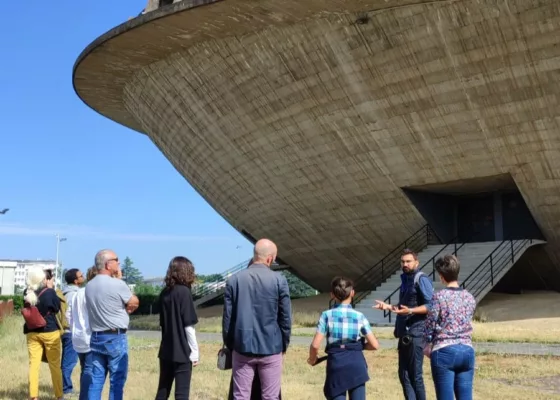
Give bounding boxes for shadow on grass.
[0,382,57,400]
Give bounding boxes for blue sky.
[0,1,251,277]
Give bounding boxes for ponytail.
[24,290,38,306]
[25,266,47,306]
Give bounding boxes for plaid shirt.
[317,304,372,345]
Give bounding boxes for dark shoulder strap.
[37,288,49,298]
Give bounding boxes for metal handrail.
[329,224,440,309]
[381,233,470,323]
[461,239,533,299]
[192,258,251,299]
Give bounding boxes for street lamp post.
[55,234,67,288]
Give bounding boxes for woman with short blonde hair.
[23,266,63,400]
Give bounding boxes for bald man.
[223,239,292,400]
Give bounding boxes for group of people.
[221,242,476,400]
[372,250,476,400]
[22,249,141,400]
[21,239,476,400]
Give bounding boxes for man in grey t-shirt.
[85,249,139,400]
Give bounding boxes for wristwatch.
[408,309,413,315]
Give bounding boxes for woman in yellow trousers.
[23,266,64,400]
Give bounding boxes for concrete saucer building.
[74,0,560,319]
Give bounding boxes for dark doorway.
[402,174,544,244]
[502,192,545,240]
[457,194,495,242]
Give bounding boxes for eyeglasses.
[106,257,119,263]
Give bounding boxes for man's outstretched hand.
[373,300,394,311]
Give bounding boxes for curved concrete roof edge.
[72,0,225,135]
[72,0,445,135]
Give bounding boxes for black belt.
[94,328,127,334]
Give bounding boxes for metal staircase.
[329,224,442,309]
[192,258,288,307]
[353,238,545,326]
[192,259,250,307]
[460,239,546,302]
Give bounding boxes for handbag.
[21,288,49,330]
[217,344,232,370]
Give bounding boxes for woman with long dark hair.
[155,256,199,400]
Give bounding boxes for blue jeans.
[430,344,475,400]
[61,332,78,394]
[78,352,94,400]
[329,384,366,400]
[398,336,426,400]
[88,332,129,400]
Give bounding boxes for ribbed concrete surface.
[74,0,560,291]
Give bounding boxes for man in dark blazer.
[223,238,292,400]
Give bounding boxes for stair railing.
[381,233,470,323]
[191,258,251,300]
[460,239,534,299]
[329,224,441,309]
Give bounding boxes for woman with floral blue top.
[424,255,476,400]
[308,277,380,400]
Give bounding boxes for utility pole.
[55,234,67,288]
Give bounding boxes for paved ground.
[129,330,560,356]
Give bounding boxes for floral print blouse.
[424,287,476,351]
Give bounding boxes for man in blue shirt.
[374,249,433,400]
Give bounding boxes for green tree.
[14,285,24,295]
[282,271,316,298]
[134,283,161,296]
[197,273,223,283]
[121,257,143,285]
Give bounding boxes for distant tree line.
[196,270,316,298]
[59,257,317,299]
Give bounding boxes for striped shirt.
[317,304,372,345]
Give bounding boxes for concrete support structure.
[74,0,560,291]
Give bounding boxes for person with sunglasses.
[85,249,140,400]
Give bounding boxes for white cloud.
[0,222,231,243]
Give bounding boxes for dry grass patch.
[131,313,560,343]
[130,295,330,332]
[471,319,560,343]
[3,316,560,399]
[131,310,323,333]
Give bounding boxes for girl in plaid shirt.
[308,277,380,400]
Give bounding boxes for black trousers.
[398,336,426,400]
[155,358,192,400]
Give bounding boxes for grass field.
[130,313,560,344]
[130,291,560,344]
[3,316,560,399]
